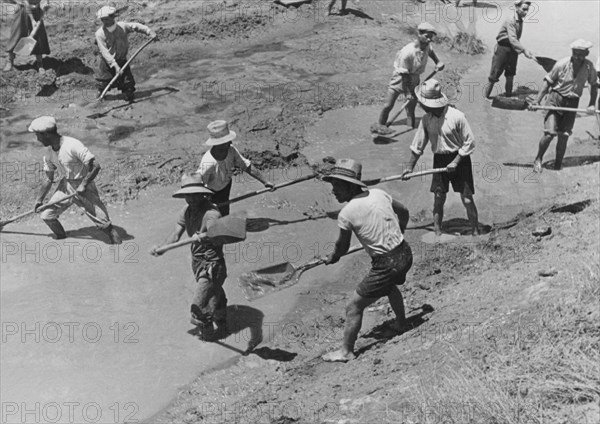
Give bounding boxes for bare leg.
[340,0,348,13]
[3,52,15,71]
[433,192,447,236]
[504,76,514,97]
[484,81,495,99]
[534,133,555,172]
[322,291,377,361]
[327,0,336,14]
[461,194,480,235]
[406,97,418,128]
[387,286,407,330]
[379,90,400,126]
[42,219,66,239]
[554,134,569,170]
[35,54,44,71]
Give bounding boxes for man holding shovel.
[377,22,444,130]
[401,79,479,237]
[95,6,157,102]
[321,159,413,362]
[150,174,228,341]
[29,116,121,244]
[197,120,274,216]
[484,0,536,99]
[532,40,598,173]
[3,0,50,72]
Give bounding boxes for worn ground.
[1,0,599,423]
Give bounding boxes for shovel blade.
[206,216,246,244]
[14,37,37,57]
[535,56,556,73]
[491,97,528,111]
[251,261,295,275]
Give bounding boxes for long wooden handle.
[219,173,317,207]
[363,168,447,186]
[152,233,203,255]
[386,69,438,127]
[98,38,155,100]
[0,193,77,227]
[530,105,600,114]
[299,244,364,273]
[26,9,42,39]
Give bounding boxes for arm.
[392,199,409,233]
[96,31,118,70]
[244,165,274,189]
[428,48,445,71]
[506,19,532,58]
[448,116,475,172]
[533,79,551,105]
[34,169,54,211]
[402,121,427,179]
[76,159,101,194]
[325,228,352,265]
[588,84,598,111]
[124,22,157,39]
[150,223,185,256]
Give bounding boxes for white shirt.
[197,146,251,192]
[337,189,404,257]
[410,106,475,156]
[43,136,95,180]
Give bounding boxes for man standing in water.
[532,40,597,173]
[484,0,536,99]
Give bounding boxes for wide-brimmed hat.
[569,39,592,51]
[417,22,437,34]
[97,6,116,19]
[322,159,367,188]
[28,116,57,133]
[415,79,448,108]
[173,173,214,198]
[206,120,237,146]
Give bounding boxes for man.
[532,40,598,173]
[321,159,413,362]
[197,120,274,216]
[378,22,445,129]
[150,174,227,341]
[95,6,157,102]
[29,116,121,244]
[4,0,50,72]
[401,79,479,236]
[484,0,536,99]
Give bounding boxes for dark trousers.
[96,58,135,94]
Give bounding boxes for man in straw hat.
[150,173,228,341]
[401,79,480,236]
[484,0,537,99]
[531,39,598,173]
[95,5,157,102]
[377,22,445,130]
[29,116,122,244]
[321,159,413,362]
[197,120,274,216]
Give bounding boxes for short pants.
[431,153,474,196]
[388,72,420,95]
[488,43,518,83]
[357,240,413,299]
[543,91,579,136]
[191,258,228,325]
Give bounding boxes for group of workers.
[13,0,600,359]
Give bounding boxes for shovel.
[97,38,155,101]
[362,167,448,186]
[492,97,600,114]
[535,56,556,73]
[0,193,77,230]
[383,69,438,128]
[239,244,364,301]
[151,216,246,255]
[219,173,317,207]
[14,13,42,57]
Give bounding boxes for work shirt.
[197,146,251,192]
[544,57,598,98]
[392,41,432,76]
[177,204,223,261]
[496,13,525,54]
[95,22,153,68]
[42,136,95,180]
[410,106,475,157]
[337,189,404,257]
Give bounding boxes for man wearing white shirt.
[30,116,121,244]
[401,79,479,236]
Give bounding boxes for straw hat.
[206,120,237,146]
[28,116,57,133]
[322,159,367,188]
[415,79,448,108]
[173,173,214,198]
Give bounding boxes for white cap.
[569,39,593,51]
[97,6,116,19]
[417,22,437,34]
[28,116,57,133]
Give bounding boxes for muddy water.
[1,169,338,423]
[304,0,599,227]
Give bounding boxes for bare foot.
[322,349,355,362]
[533,160,542,173]
[3,62,14,72]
